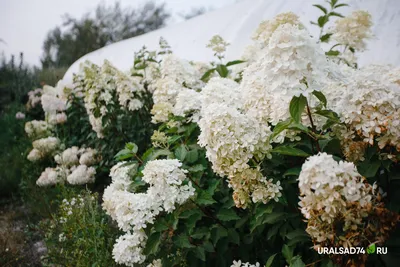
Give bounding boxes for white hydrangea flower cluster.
[41,81,69,125]
[298,153,373,242]
[206,35,230,60]
[252,12,301,48]
[25,120,52,139]
[150,54,203,123]
[15,112,25,119]
[26,88,42,110]
[332,10,372,51]
[173,88,203,122]
[146,259,162,267]
[27,137,61,162]
[103,159,195,266]
[241,23,328,127]
[151,130,169,148]
[326,65,400,160]
[230,168,282,209]
[77,60,145,138]
[36,146,99,186]
[231,260,260,267]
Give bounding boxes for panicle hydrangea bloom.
[151,130,169,148]
[332,10,372,51]
[79,148,99,166]
[231,260,260,267]
[198,103,272,177]
[66,165,96,185]
[112,231,148,266]
[28,137,61,161]
[326,65,400,160]
[36,167,64,186]
[252,12,301,48]
[146,259,162,267]
[241,22,328,133]
[150,54,203,123]
[206,35,230,59]
[173,88,202,122]
[76,60,145,138]
[230,168,282,209]
[26,88,42,110]
[103,159,194,265]
[25,120,52,139]
[54,146,79,167]
[40,81,69,125]
[201,77,242,110]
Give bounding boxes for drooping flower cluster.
[76,60,145,138]
[36,146,99,186]
[150,54,203,123]
[103,159,195,266]
[298,153,398,265]
[332,10,372,51]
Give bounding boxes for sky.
[0,0,237,67]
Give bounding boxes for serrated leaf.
[289,95,307,123]
[228,228,240,244]
[186,212,202,233]
[186,149,199,163]
[206,179,221,196]
[226,60,246,66]
[266,254,277,267]
[282,244,293,263]
[290,256,306,267]
[175,145,187,161]
[312,90,327,107]
[197,191,216,205]
[174,234,194,248]
[217,209,240,221]
[143,232,161,255]
[195,246,206,261]
[313,4,327,14]
[271,119,293,140]
[191,227,210,239]
[272,146,310,157]
[211,226,228,246]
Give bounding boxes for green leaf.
[358,161,381,178]
[125,142,138,153]
[201,68,216,82]
[226,60,246,67]
[283,167,301,177]
[216,64,229,78]
[320,33,333,43]
[334,3,349,8]
[272,146,310,157]
[313,4,327,14]
[197,191,217,205]
[290,256,306,267]
[191,227,210,239]
[289,95,307,123]
[175,145,187,161]
[228,228,240,244]
[325,50,340,56]
[174,234,194,248]
[211,226,228,246]
[186,212,202,233]
[329,11,344,18]
[195,246,206,261]
[312,91,327,107]
[147,149,173,161]
[262,212,287,224]
[217,209,240,221]
[282,244,293,263]
[266,254,277,267]
[188,164,206,172]
[315,109,340,122]
[143,232,161,255]
[318,16,328,27]
[186,149,199,163]
[271,119,293,140]
[114,148,133,160]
